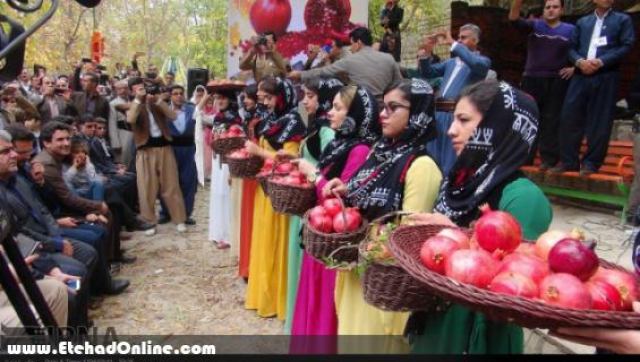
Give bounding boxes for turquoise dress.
[411,178,553,354]
[284,126,335,333]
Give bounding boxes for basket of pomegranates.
[359,212,454,312]
[266,162,317,215]
[255,159,286,194]
[211,125,246,155]
[302,196,368,267]
[388,206,640,329]
[226,147,265,178]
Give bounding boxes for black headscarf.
[345,78,437,220]
[304,77,344,160]
[317,85,381,180]
[257,78,307,150]
[212,89,241,130]
[434,81,539,227]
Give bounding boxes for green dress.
[284,126,335,333]
[411,178,553,354]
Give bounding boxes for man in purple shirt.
[509,0,575,170]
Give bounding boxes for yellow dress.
[335,156,442,352]
[245,138,300,319]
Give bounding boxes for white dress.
[208,152,231,243]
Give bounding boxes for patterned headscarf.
[212,90,241,130]
[434,81,539,227]
[317,85,381,180]
[305,77,344,160]
[345,78,437,220]
[257,77,306,150]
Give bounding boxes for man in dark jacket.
[71,72,110,121]
[553,0,635,175]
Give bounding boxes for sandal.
[215,241,230,250]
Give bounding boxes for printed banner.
[227,0,369,79]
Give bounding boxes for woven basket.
[389,224,640,329]
[227,155,264,178]
[359,214,451,312]
[256,174,270,194]
[211,136,246,155]
[267,181,317,215]
[302,198,368,267]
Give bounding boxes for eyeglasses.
[382,102,410,115]
[171,92,184,96]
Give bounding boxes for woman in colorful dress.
[238,84,260,279]
[407,80,553,354]
[206,84,242,250]
[284,77,343,333]
[322,79,443,351]
[289,83,381,340]
[244,77,306,319]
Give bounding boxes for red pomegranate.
[436,228,470,249]
[497,253,549,284]
[445,249,498,288]
[539,273,592,310]
[515,242,538,257]
[473,205,522,259]
[590,268,639,311]
[535,228,584,260]
[420,235,461,275]
[322,199,342,218]
[586,280,623,311]
[250,0,292,36]
[548,238,599,281]
[333,208,361,233]
[488,272,539,299]
[304,0,351,35]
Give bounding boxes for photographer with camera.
[239,32,287,83]
[126,77,187,236]
[36,76,76,124]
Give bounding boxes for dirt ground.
[90,185,283,335]
[91,188,635,353]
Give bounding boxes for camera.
[143,79,167,95]
[255,34,268,47]
[54,88,66,95]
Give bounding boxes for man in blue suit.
[418,24,491,175]
[552,0,634,176]
[159,85,197,225]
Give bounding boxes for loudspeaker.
[187,68,209,100]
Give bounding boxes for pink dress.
[290,145,370,349]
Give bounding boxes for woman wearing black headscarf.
[290,83,381,338]
[244,77,306,320]
[285,77,343,333]
[323,78,442,344]
[407,80,553,354]
[206,84,242,250]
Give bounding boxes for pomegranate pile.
[214,125,245,140]
[419,206,639,311]
[307,199,363,234]
[227,148,251,160]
